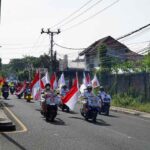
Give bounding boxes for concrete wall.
[105,73,150,100]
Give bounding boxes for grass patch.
[112,93,150,113]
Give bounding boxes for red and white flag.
[62,75,79,110]
[80,73,91,93]
[58,73,66,88]
[86,73,91,85]
[50,73,57,90]
[83,72,91,86]
[31,71,41,100]
[41,71,50,86]
[91,74,100,88]
[15,82,26,96]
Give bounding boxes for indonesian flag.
[86,73,91,85]
[31,71,41,100]
[0,77,5,86]
[15,82,26,95]
[91,74,100,88]
[58,73,66,88]
[50,73,57,90]
[62,75,79,110]
[83,72,91,86]
[41,71,50,88]
[80,73,91,93]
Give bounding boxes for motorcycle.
[24,89,32,102]
[40,101,58,122]
[17,92,23,99]
[10,86,15,95]
[2,88,9,100]
[60,104,70,112]
[80,104,99,122]
[99,101,110,116]
[45,104,57,122]
[59,96,70,112]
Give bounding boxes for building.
[59,55,85,71]
[79,36,143,71]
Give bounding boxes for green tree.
[97,45,111,86]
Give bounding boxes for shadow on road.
[69,116,111,126]
[94,119,111,126]
[50,118,66,126]
[99,114,119,118]
[68,111,78,115]
[1,133,27,150]
[107,114,119,118]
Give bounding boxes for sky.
[0,0,150,64]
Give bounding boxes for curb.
[0,103,16,132]
[110,106,150,119]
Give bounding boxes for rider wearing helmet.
[81,84,99,112]
[24,81,31,98]
[60,84,69,112]
[98,86,111,103]
[60,85,69,97]
[42,83,60,112]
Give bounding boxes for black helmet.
[45,83,50,89]
[87,84,92,90]
[62,85,67,89]
[100,86,104,91]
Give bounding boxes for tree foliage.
[1,53,59,81]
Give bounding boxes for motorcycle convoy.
[0,81,111,123]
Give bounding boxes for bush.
[112,93,150,113]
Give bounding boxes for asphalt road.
[0,95,150,150]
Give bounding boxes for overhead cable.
[51,0,94,29]
[62,0,120,32]
[59,0,104,28]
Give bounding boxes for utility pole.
[41,28,60,72]
[0,0,1,23]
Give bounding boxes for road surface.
[0,95,150,150]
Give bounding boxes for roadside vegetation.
[112,93,150,113]
[97,45,150,113]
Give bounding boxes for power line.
[62,0,120,32]
[125,40,150,46]
[51,0,94,29]
[1,45,49,50]
[117,23,150,40]
[59,0,104,28]
[54,42,85,50]
[119,27,150,43]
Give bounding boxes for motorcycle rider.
[81,84,100,113]
[41,83,60,114]
[24,81,31,98]
[98,86,111,103]
[60,85,69,112]
[60,85,69,96]
[2,81,9,93]
[98,86,111,115]
[2,81,9,99]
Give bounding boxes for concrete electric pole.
[41,28,60,72]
